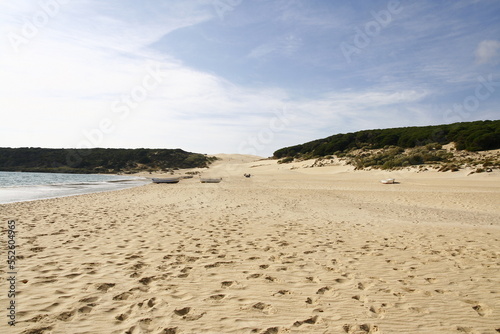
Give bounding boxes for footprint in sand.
[115,309,132,321]
[173,307,206,321]
[471,304,492,317]
[265,275,279,283]
[207,294,226,301]
[113,292,133,301]
[256,326,283,334]
[352,295,367,303]
[316,286,332,295]
[305,297,317,305]
[273,290,291,296]
[357,282,369,290]
[183,312,206,321]
[129,286,149,293]
[306,276,321,283]
[247,273,262,279]
[401,287,418,294]
[56,310,76,321]
[137,297,157,308]
[343,323,379,333]
[463,300,492,317]
[293,315,320,327]
[129,261,147,271]
[174,307,191,316]
[138,276,156,285]
[147,297,156,308]
[221,281,235,288]
[369,305,386,318]
[334,278,349,284]
[138,317,153,330]
[252,302,275,314]
[78,303,96,314]
[95,283,115,292]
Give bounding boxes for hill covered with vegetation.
[0,148,216,174]
[274,120,500,159]
[273,120,500,171]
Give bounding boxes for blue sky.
[1,0,499,156]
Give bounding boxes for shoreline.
[0,173,150,205]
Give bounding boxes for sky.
[0,0,499,157]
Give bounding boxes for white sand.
[1,155,499,334]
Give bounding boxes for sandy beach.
[1,155,499,334]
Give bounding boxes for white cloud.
[475,40,500,64]
[0,1,292,155]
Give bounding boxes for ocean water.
[0,171,149,204]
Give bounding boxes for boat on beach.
[152,177,180,184]
[200,178,222,183]
[380,178,395,184]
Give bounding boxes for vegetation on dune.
[274,120,500,171]
[351,144,453,170]
[274,120,500,159]
[0,148,217,174]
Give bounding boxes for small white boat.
[200,178,222,183]
[152,177,180,184]
[380,178,395,184]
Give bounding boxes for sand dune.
[1,155,499,333]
